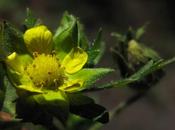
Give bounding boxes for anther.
[48,72,52,75]
[24,66,27,70]
[51,50,56,55]
[54,79,59,86]
[33,64,36,68]
[33,52,39,57]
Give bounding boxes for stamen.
[25,54,66,89]
[33,52,39,58]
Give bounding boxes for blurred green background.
[1,0,175,130]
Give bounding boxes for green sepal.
[53,12,77,60]
[0,22,27,60]
[53,12,89,61]
[76,21,89,50]
[140,44,160,60]
[135,23,148,40]
[66,68,114,92]
[67,93,109,124]
[87,29,105,67]
[23,8,41,30]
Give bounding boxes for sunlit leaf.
[65,68,114,92]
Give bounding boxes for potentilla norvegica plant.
[0,9,175,130]
[0,9,114,129]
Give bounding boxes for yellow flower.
[6,25,88,93]
[2,12,113,124]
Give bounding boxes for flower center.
[25,54,65,89]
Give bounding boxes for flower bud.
[24,25,53,54]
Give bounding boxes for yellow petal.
[6,52,32,73]
[62,47,88,74]
[59,79,84,92]
[23,25,53,54]
[18,85,43,93]
[19,74,43,93]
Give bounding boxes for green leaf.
[54,12,89,61]
[16,98,55,128]
[111,32,126,42]
[1,77,18,118]
[0,64,20,126]
[141,44,160,60]
[121,58,175,85]
[66,114,95,130]
[135,23,148,40]
[87,29,105,66]
[16,91,69,128]
[31,91,69,123]
[24,8,40,29]
[67,93,109,124]
[53,12,77,60]
[67,68,114,92]
[89,58,175,91]
[0,63,5,108]
[117,58,175,86]
[0,21,26,60]
[72,21,79,46]
[77,21,89,50]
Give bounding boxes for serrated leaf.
[87,29,105,66]
[67,93,109,124]
[124,58,175,83]
[117,58,175,86]
[66,68,114,92]
[0,21,26,60]
[89,58,175,91]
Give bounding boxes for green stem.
[110,92,146,119]
[88,91,146,130]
